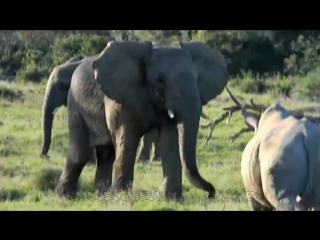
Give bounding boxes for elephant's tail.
[301,122,320,207]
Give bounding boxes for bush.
[0,46,26,76]
[231,73,293,97]
[16,67,48,83]
[51,34,113,66]
[295,69,320,100]
[0,83,24,102]
[230,71,269,94]
[0,32,114,83]
[33,166,62,192]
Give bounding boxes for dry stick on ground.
[201,87,320,148]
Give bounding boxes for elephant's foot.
[163,190,183,202]
[40,153,49,159]
[55,155,89,199]
[55,179,78,199]
[94,144,115,195]
[112,158,134,192]
[113,177,133,193]
[161,177,183,201]
[94,182,112,196]
[112,166,134,192]
[94,173,113,195]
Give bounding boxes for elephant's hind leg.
[94,144,115,195]
[87,149,97,166]
[152,131,161,162]
[138,130,155,162]
[55,112,92,199]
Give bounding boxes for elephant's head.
[91,41,230,197]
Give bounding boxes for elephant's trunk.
[40,60,83,158]
[176,95,215,198]
[41,81,67,158]
[41,85,56,157]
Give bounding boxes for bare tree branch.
[201,87,320,148]
[229,126,253,144]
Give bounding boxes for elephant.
[41,54,166,164]
[138,111,210,162]
[40,55,92,159]
[55,41,229,200]
[138,128,161,162]
[240,103,320,211]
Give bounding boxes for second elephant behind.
[138,111,211,162]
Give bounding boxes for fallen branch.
[201,87,265,148]
[201,87,320,148]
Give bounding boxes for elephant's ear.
[91,41,155,123]
[179,42,230,106]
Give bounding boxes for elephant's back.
[71,60,104,107]
[70,61,110,145]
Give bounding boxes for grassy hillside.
[0,79,319,210]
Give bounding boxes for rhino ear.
[241,109,260,133]
[179,42,230,105]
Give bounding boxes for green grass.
[0,79,319,211]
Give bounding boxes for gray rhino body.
[241,104,320,211]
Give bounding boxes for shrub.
[33,166,62,191]
[0,84,24,102]
[295,69,320,100]
[51,34,113,66]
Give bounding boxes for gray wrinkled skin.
[241,104,320,211]
[40,54,160,165]
[40,55,98,159]
[55,41,229,200]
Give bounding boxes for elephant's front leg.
[112,125,141,192]
[159,124,183,201]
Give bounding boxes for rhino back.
[259,117,308,204]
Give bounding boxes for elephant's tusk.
[168,110,174,119]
